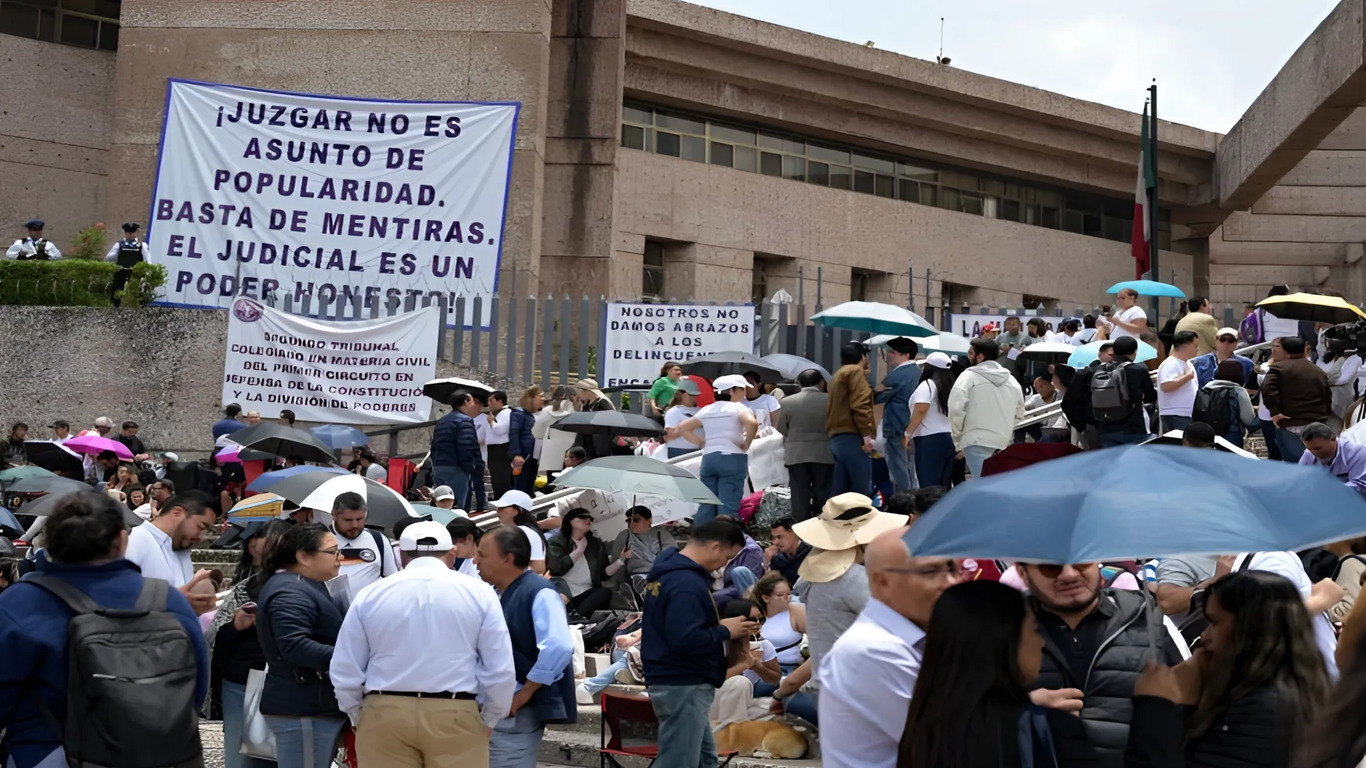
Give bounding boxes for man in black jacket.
[1020,562,1186,768]
[1061,336,1156,448]
[430,391,486,510]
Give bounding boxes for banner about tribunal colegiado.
[601,303,757,387]
[147,79,518,326]
[223,298,439,425]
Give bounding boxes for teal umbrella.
[410,503,466,525]
[553,455,720,504]
[810,301,937,338]
[1067,339,1157,368]
[1106,279,1186,299]
[0,465,55,486]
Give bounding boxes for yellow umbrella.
[1255,293,1366,325]
[228,492,285,523]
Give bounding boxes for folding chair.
[599,692,737,768]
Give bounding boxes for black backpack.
[26,573,203,768]
[1090,361,1134,423]
[1192,386,1235,436]
[115,239,144,268]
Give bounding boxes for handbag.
[241,667,277,759]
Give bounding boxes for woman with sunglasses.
[255,523,347,768]
[546,508,614,617]
[1128,570,1328,768]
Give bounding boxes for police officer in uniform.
[6,219,61,260]
[104,222,150,306]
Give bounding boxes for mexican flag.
[1131,102,1155,279]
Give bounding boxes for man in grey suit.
[776,369,835,521]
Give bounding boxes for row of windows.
[622,102,1171,249]
[0,0,119,51]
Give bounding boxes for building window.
[752,259,769,306]
[643,241,665,301]
[851,270,870,303]
[0,0,119,50]
[620,101,1168,250]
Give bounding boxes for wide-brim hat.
[797,546,858,584]
[792,492,909,552]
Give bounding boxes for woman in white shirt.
[903,353,958,488]
[663,380,701,458]
[664,375,758,526]
[1318,350,1363,431]
[1100,288,1148,341]
[742,372,782,431]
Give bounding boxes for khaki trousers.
[356,694,488,768]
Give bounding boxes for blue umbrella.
[247,464,348,492]
[0,507,21,538]
[1067,338,1157,368]
[1105,279,1186,299]
[310,424,370,450]
[902,445,1366,563]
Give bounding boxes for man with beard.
[1018,562,1188,768]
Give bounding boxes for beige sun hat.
[793,493,909,583]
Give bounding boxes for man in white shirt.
[820,526,960,768]
[1100,288,1147,341]
[485,391,514,498]
[331,491,398,604]
[331,521,517,767]
[1157,330,1199,433]
[122,490,217,613]
[741,372,782,431]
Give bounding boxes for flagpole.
[1148,81,1160,315]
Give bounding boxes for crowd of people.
[7,281,1366,768]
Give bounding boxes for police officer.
[6,219,61,260]
[104,223,150,306]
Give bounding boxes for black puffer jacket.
[1032,590,1185,768]
[1123,686,1300,768]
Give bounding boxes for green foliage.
[0,260,167,307]
[68,224,108,261]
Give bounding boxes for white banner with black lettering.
[602,303,756,387]
[222,298,438,425]
[148,80,518,326]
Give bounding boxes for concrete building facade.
[2,0,1362,317]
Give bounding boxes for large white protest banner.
[148,80,518,326]
[602,303,756,387]
[223,298,439,425]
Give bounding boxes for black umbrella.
[246,470,415,531]
[6,476,91,495]
[23,441,85,474]
[15,489,143,527]
[422,377,494,404]
[554,411,665,438]
[224,423,337,464]
[681,351,784,384]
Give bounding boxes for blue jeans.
[584,655,629,695]
[650,684,717,768]
[697,452,747,526]
[264,715,345,768]
[432,465,471,509]
[490,707,544,768]
[1260,419,1282,461]
[829,434,871,497]
[1275,426,1307,463]
[961,445,998,478]
[882,435,916,492]
[221,680,277,768]
[1100,430,1150,448]
[1160,415,1191,433]
[913,433,955,488]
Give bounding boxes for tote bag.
[241,667,277,759]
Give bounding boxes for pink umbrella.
[64,434,133,460]
[216,447,242,464]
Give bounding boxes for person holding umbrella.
[573,379,615,460]
[662,379,702,459]
[664,375,758,526]
[1098,287,1147,341]
[430,390,485,511]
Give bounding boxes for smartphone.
[242,602,257,615]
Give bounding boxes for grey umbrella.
[553,455,720,504]
[554,411,665,438]
[681,351,784,384]
[6,476,92,495]
[223,423,338,464]
[17,489,143,527]
[760,353,831,381]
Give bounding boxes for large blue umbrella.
[903,445,1366,563]
[310,424,371,450]
[1106,279,1186,299]
[1067,339,1157,368]
[247,464,348,492]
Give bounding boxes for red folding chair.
[599,692,737,768]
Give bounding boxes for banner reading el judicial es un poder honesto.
[601,303,757,387]
[148,80,518,326]
[223,298,439,425]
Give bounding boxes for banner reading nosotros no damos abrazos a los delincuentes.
[601,303,757,387]
[223,298,439,425]
[148,80,518,327]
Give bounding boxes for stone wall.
[0,37,114,252]
[0,306,527,459]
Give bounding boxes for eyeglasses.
[1218,336,1237,343]
[1035,563,1096,578]
[313,547,342,558]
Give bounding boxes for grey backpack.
[1089,361,1134,423]
[25,573,203,768]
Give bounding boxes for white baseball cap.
[492,490,533,511]
[432,485,455,502]
[398,520,453,552]
[923,352,953,369]
[713,374,749,393]
[1217,327,1240,338]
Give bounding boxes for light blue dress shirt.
[525,588,574,687]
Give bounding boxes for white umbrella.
[298,473,417,523]
[1143,430,1259,459]
[810,301,936,338]
[869,332,970,356]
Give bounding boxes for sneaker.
[576,682,594,705]
[615,667,637,685]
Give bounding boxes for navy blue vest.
[501,570,578,724]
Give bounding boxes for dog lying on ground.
[715,720,808,759]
